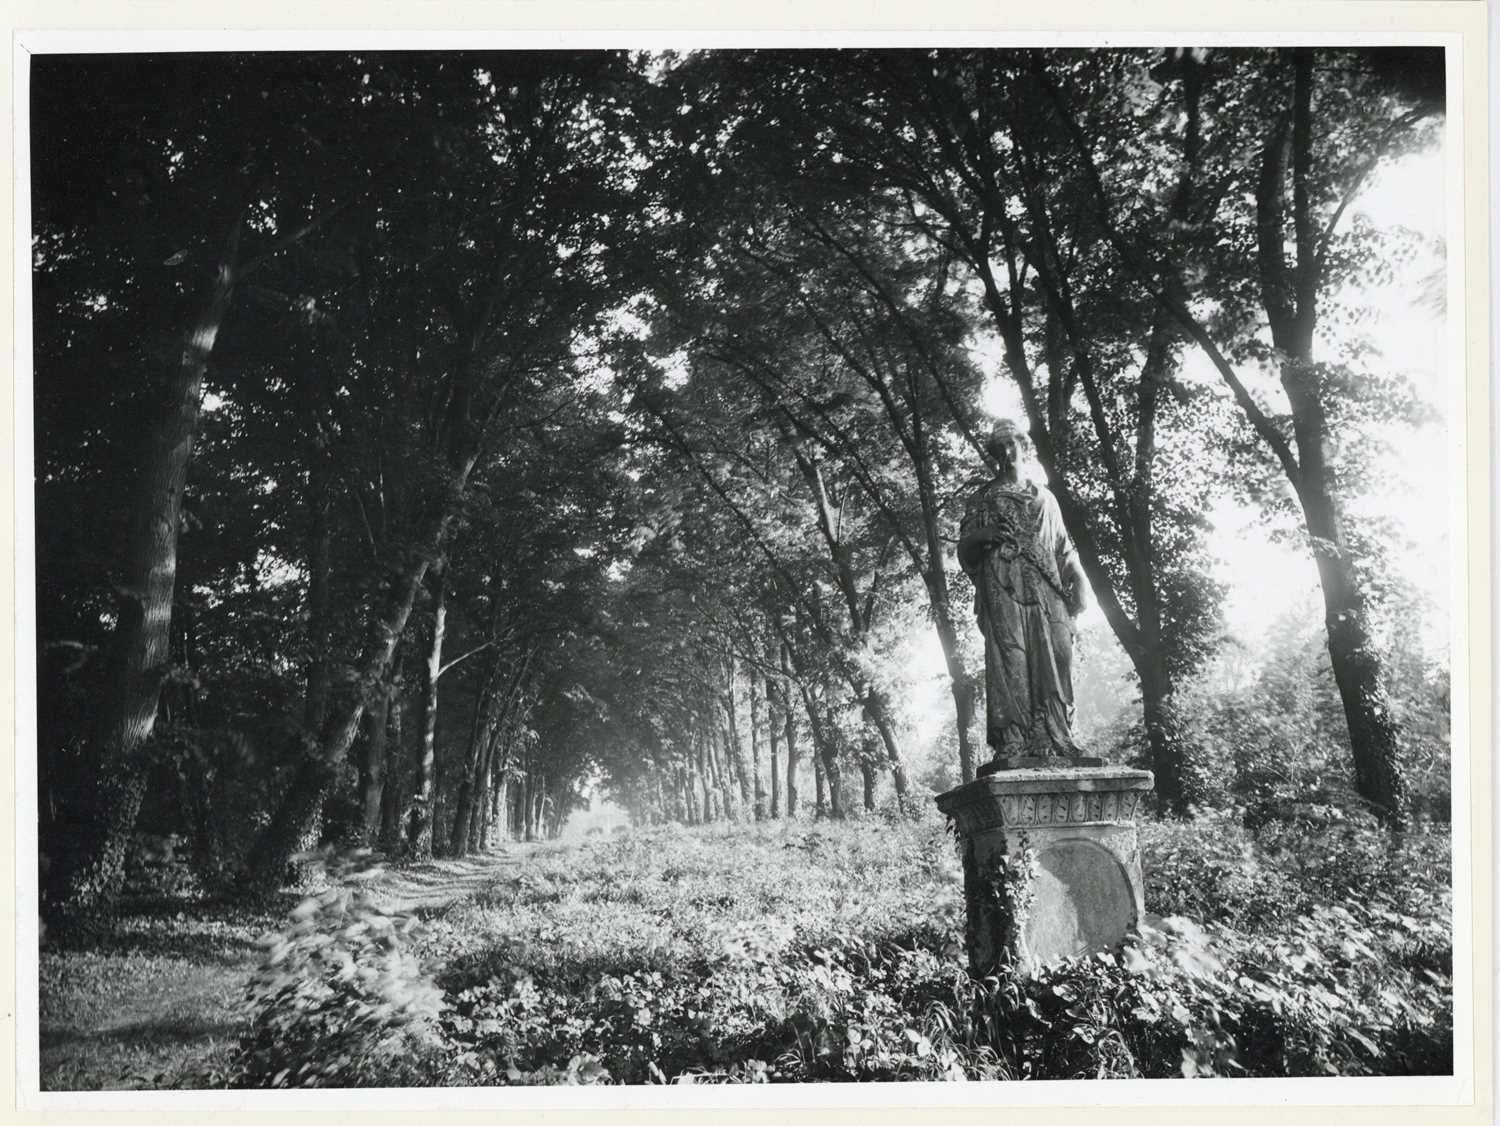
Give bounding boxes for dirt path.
[367,847,535,913]
[37,846,533,1090]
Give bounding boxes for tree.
[661,50,1229,809]
[34,52,401,920]
[1039,47,1441,824]
[228,52,647,891]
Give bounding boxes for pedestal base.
[936,766,1154,976]
[978,755,1104,775]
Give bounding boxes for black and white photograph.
[18,30,1480,1104]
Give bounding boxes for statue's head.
[986,418,1030,475]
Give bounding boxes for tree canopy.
[31,46,1449,921]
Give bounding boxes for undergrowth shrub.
[431,816,1452,1083]
[229,848,452,1088]
[223,816,1452,1085]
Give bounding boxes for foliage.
[228,849,451,1088]
[43,813,1452,1089]
[1182,605,1449,825]
[34,48,1450,902]
[212,815,1449,1086]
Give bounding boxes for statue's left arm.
[1043,489,1089,618]
[1060,548,1089,618]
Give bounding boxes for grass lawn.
[38,899,277,1089]
[36,852,532,1090]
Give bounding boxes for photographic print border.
[5,3,1491,1123]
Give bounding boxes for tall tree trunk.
[469,731,497,853]
[407,562,447,858]
[682,764,698,825]
[787,447,899,811]
[303,442,334,746]
[860,688,909,811]
[1299,484,1409,822]
[451,655,496,857]
[723,660,754,809]
[912,416,980,783]
[1035,46,1411,824]
[358,675,391,843]
[240,433,478,894]
[470,737,497,851]
[698,734,715,822]
[767,674,782,819]
[498,767,516,845]
[522,777,534,841]
[1258,51,1408,825]
[710,724,734,819]
[475,782,490,851]
[928,595,979,783]
[813,745,827,819]
[469,744,490,853]
[378,684,405,853]
[715,715,742,819]
[482,744,508,849]
[749,667,767,819]
[1136,648,1188,813]
[297,445,335,852]
[780,648,800,817]
[450,721,488,857]
[800,686,843,819]
[49,215,242,922]
[522,755,537,841]
[238,545,432,893]
[241,757,336,893]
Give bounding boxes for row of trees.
[33,47,1445,924]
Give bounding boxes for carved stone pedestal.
[935,766,1154,976]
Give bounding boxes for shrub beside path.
[37,845,534,1090]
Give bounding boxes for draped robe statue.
[958,422,1092,768]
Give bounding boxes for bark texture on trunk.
[378,688,405,853]
[1137,656,1188,814]
[49,216,242,922]
[407,564,447,858]
[801,687,842,819]
[238,505,454,894]
[697,734,715,822]
[767,675,782,819]
[779,647,800,817]
[929,603,979,784]
[1257,51,1409,825]
[861,688,909,811]
[468,737,492,853]
[1302,491,1409,822]
[813,746,827,819]
[358,678,391,843]
[749,668,767,819]
[722,663,753,809]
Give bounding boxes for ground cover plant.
[38,896,281,1089]
[178,808,1449,1088]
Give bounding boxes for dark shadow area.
[41,892,298,962]
[41,1014,244,1051]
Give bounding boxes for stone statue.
[958,420,1094,769]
